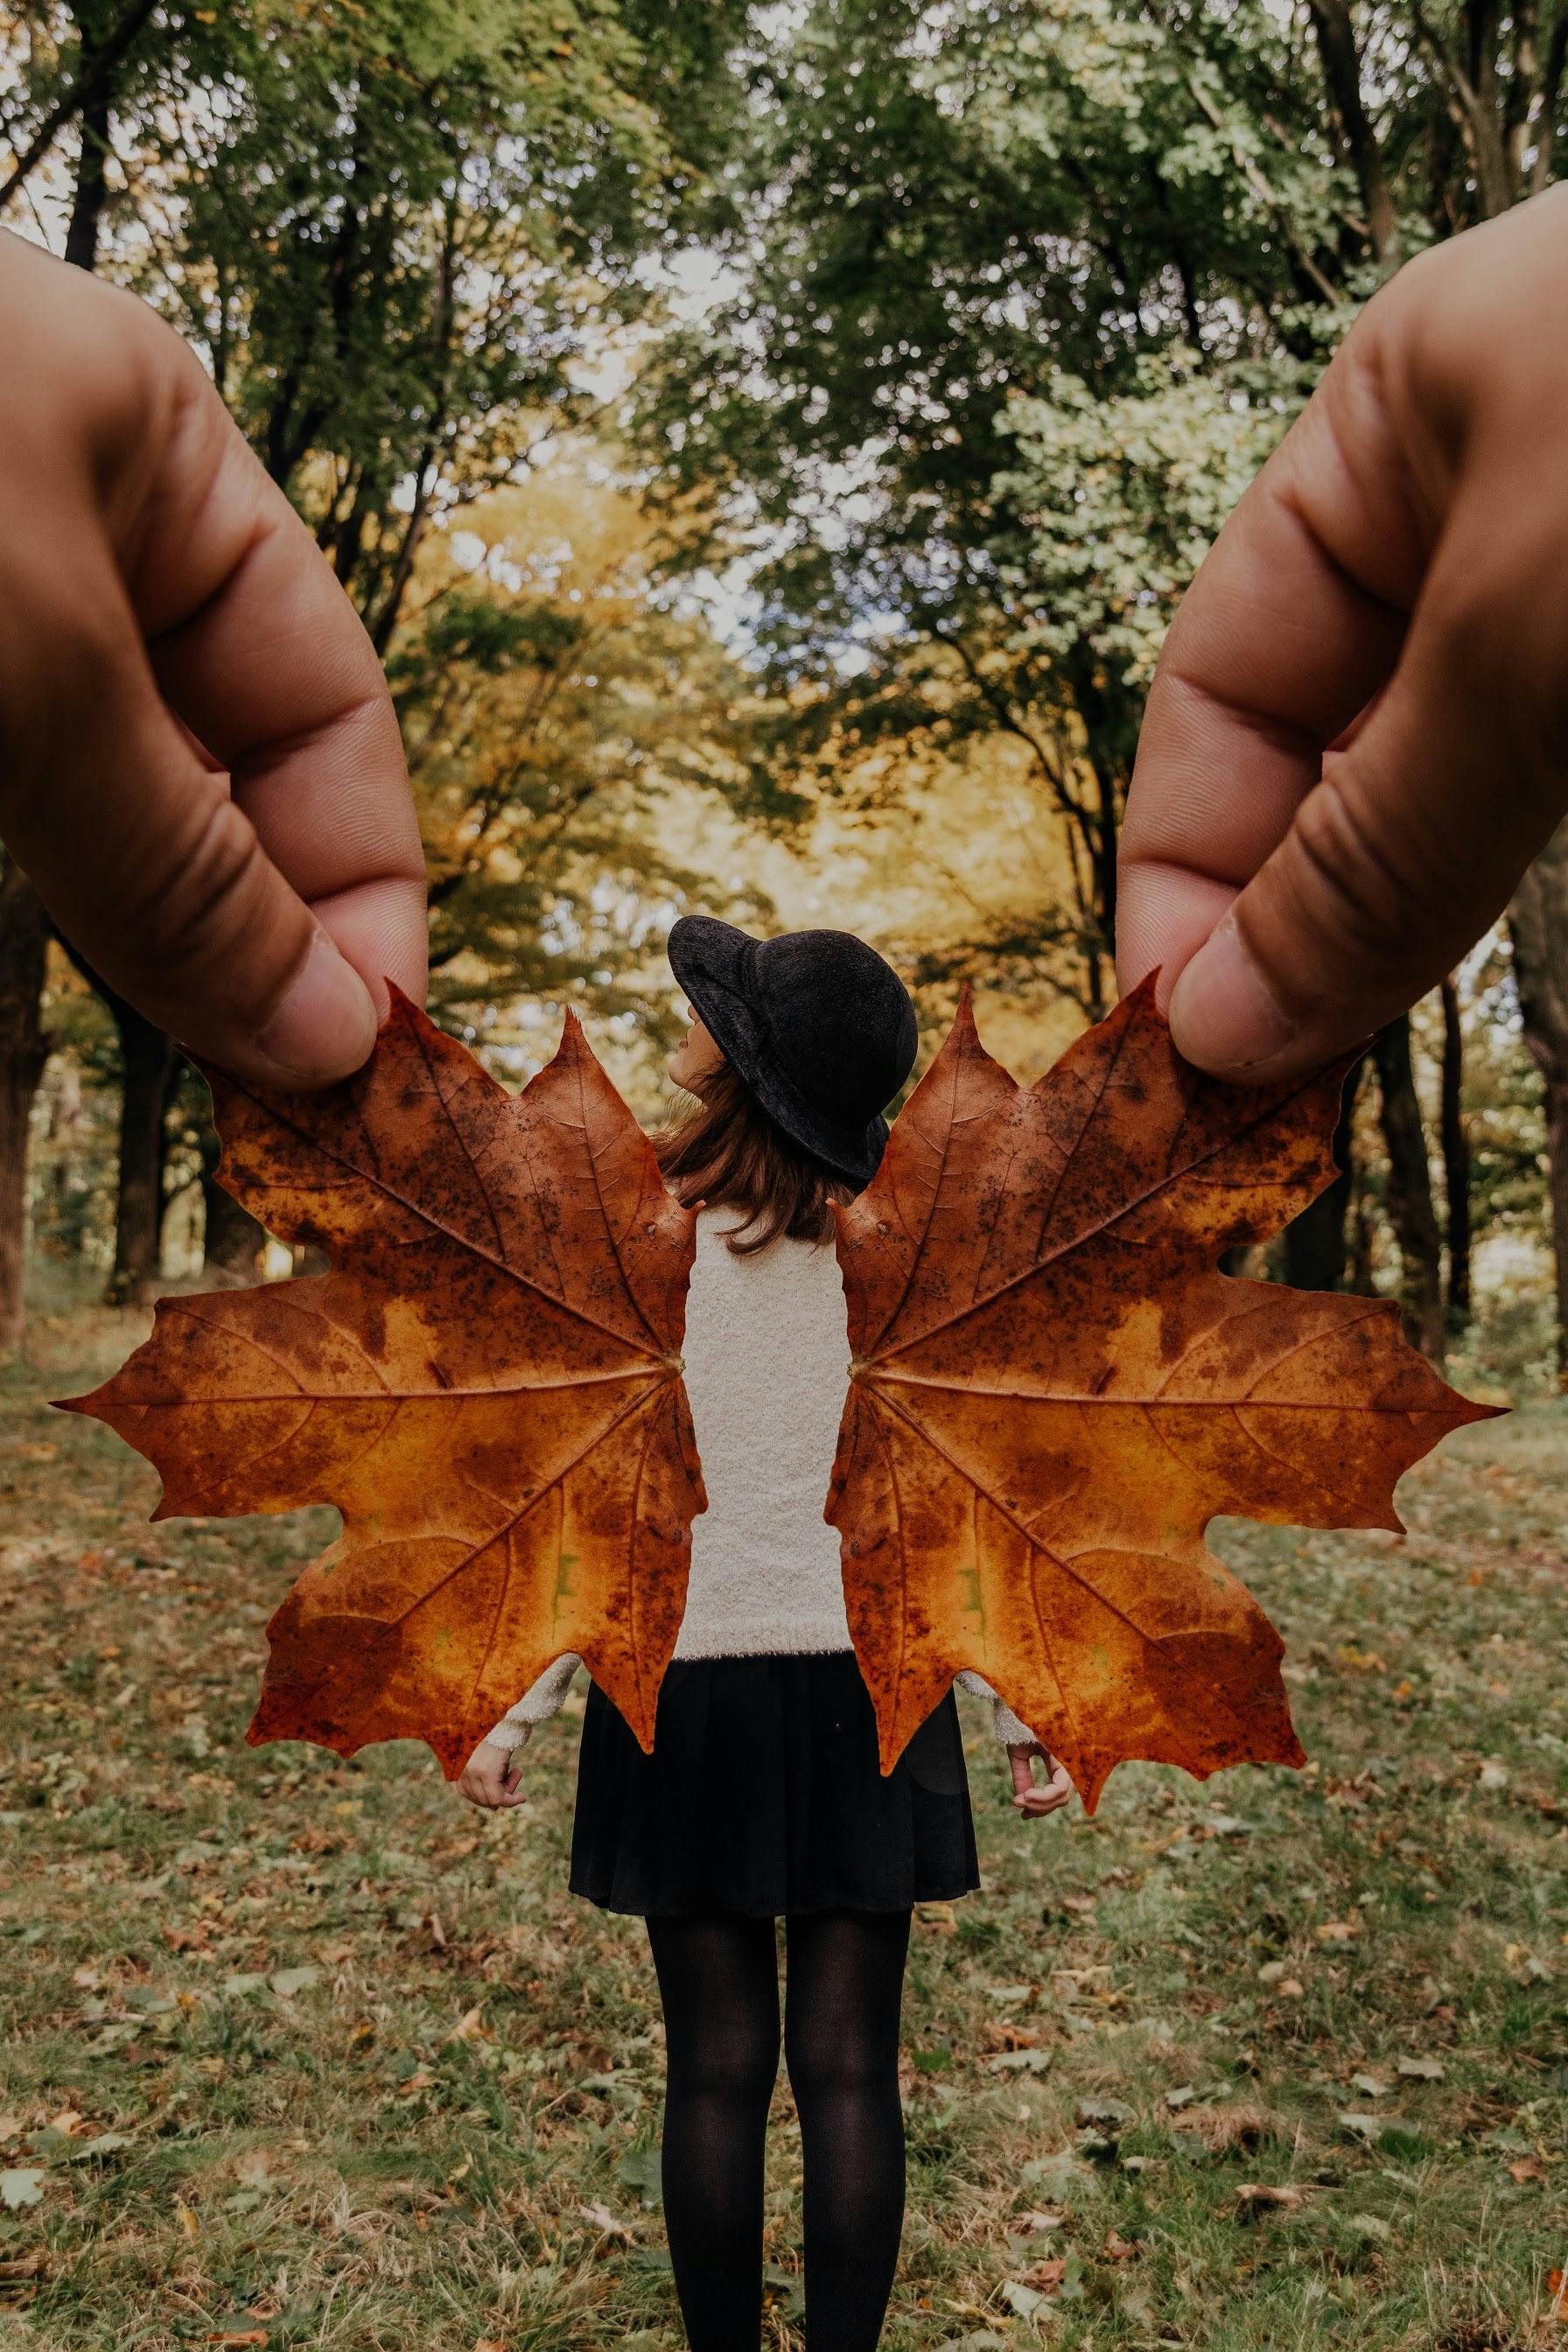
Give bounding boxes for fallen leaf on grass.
[59,2132,132,2164]
[983,2020,1041,2051]
[579,2201,634,2240]
[1507,2154,1547,2184]
[916,1902,957,1933]
[828,981,1494,1798]
[1022,2152,1089,2202]
[988,2048,1052,2074]
[0,2170,44,2210]
[1396,2055,1446,2082]
[269,1967,319,1998]
[1233,2183,1304,2214]
[1339,2111,1409,2146]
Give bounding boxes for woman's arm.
[482,1651,583,1751]
[954,1671,1074,1818]
[456,1653,584,1810]
[954,1669,1039,1747]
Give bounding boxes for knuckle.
[1279,774,1418,965]
[118,792,281,989]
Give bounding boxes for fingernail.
[256,930,379,1083]
[1166,915,1296,1075]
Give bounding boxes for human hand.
[0,230,426,1086]
[1117,185,1568,1082]
[1007,1743,1074,1819]
[457,1736,530,1810]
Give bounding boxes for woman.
[458,917,1072,2352]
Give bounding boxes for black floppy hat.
[667,916,918,1189]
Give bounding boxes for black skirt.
[568,1650,981,1918]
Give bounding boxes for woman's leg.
[782,1907,912,2352]
[646,1911,781,2352]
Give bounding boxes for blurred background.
[1,0,1565,1392]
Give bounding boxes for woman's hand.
[457,1735,530,1810]
[1006,1743,1074,1819]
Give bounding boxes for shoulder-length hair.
[653,1061,856,1255]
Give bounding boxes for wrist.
[484,1721,532,1756]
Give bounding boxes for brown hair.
[654,1060,855,1254]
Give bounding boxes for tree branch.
[0,0,158,220]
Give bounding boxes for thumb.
[1166,498,1566,1079]
[7,582,381,1084]
[1118,189,1568,1078]
[0,236,425,1084]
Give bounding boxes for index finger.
[125,341,427,1017]
[1116,296,1427,1005]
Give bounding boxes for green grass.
[2,1305,1566,2350]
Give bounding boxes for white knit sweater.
[482,1206,1039,1754]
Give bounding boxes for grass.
[1,1301,1566,2350]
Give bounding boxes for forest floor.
[1,1304,1566,2352]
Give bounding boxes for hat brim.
[668,914,890,1190]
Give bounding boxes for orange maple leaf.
[63,977,1493,1808]
[828,978,1498,1808]
[60,990,703,1775]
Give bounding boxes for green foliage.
[385,473,766,1042]
[994,346,1313,717]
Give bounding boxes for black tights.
[645,1907,912,2352]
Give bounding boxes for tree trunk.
[0,10,125,1352]
[107,1000,176,1306]
[1283,1056,1365,1290]
[200,1125,267,1285]
[0,863,52,1353]
[1438,973,1473,1330]
[0,0,156,222]
[1372,1015,1446,1362]
[60,15,182,1309]
[63,1,116,272]
[1508,817,1568,1384]
[1306,0,1397,259]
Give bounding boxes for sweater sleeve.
[480,1653,583,1753]
[955,1669,1041,1749]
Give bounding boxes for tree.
[637,0,1564,1339]
[634,0,1355,1012]
[0,0,759,1320]
[0,858,51,1353]
[1509,818,1568,1384]
[388,466,762,1044]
